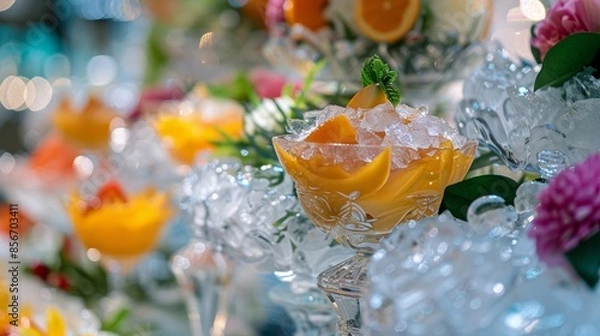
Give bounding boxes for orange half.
[355,0,421,43]
[284,0,329,31]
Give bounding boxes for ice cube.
[556,98,600,154]
[396,104,423,120]
[360,102,403,132]
[357,129,384,145]
[382,123,412,147]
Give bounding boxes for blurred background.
[0,0,545,154]
[0,1,549,335]
[0,0,273,154]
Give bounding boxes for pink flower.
[528,153,600,265]
[265,0,286,28]
[249,68,301,99]
[531,0,600,61]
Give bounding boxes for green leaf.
[440,175,519,221]
[564,231,600,288]
[359,55,401,105]
[101,307,131,332]
[468,151,501,172]
[295,60,326,108]
[534,33,600,90]
[207,71,258,103]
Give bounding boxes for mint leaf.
[360,55,401,105]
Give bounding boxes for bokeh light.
[25,77,53,111]
[87,55,118,86]
[0,0,15,12]
[0,76,54,111]
[0,76,26,110]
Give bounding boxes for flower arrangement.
[531,0,600,90]
[531,0,600,61]
[262,0,493,91]
[529,153,600,288]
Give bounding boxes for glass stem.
[105,258,126,295]
[171,242,232,336]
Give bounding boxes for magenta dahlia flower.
[528,153,600,264]
[531,0,600,61]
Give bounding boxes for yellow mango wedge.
[274,140,391,197]
[305,114,358,144]
[347,83,389,109]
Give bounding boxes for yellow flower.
[0,282,63,335]
[19,307,67,336]
[52,97,118,150]
[66,180,173,259]
[153,100,244,164]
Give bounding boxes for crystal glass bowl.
[273,135,477,334]
[273,136,478,252]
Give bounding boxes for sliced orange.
[284,0,329,31]
[242,0,269,28]
[305,114,358,144]
[347,83,389,109]
[355,0,421,43]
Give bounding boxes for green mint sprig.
[360,55,401,106]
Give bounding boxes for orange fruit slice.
[355,0,421,43]
[347,83,389,109]
[284,0,329,31]
[305,114,358,144]
[242,0,269,28]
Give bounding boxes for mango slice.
[305,114,358,144]
[347,84,389,109]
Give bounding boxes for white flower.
[245,97,295,135]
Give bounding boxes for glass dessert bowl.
[273,102,477,335]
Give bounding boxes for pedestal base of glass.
[269,285,337,336]
[317,253,369,336]
[170,241,231,336]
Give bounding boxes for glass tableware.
[174,158,352,336]
[273,132,477,334]
[65,175,173,305]
[263,0,494,112]
[457,45,600,172]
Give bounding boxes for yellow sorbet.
[52,97,118,150]
[67,183,173,259]
[153,101,244,164]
